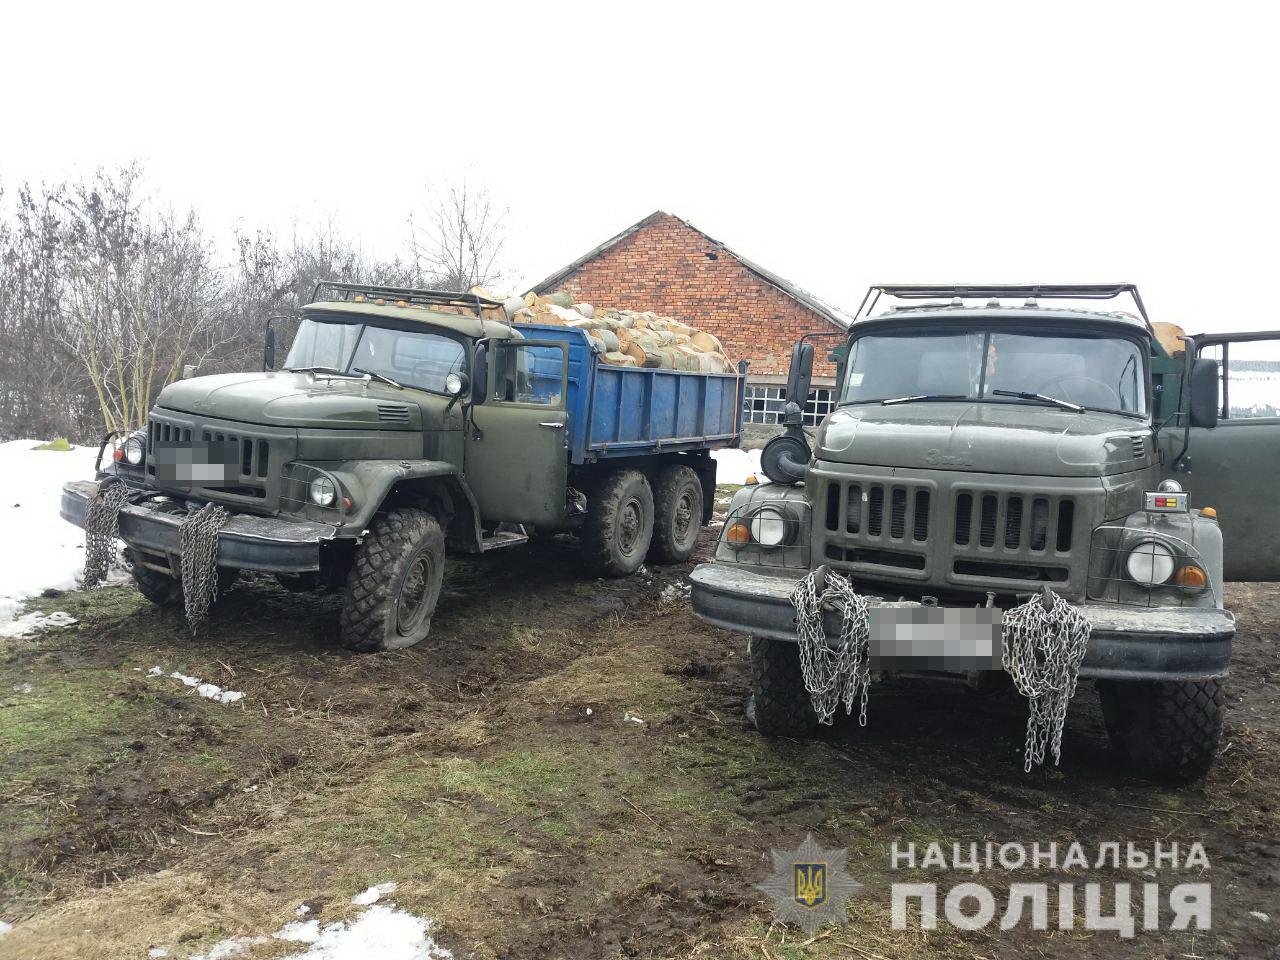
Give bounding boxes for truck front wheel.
[1097,679,1224,783]
[127,549,237,609]
[649,465,704,564]
[339,508,445,653]
[750,636,819,737]
[583,470,654,577]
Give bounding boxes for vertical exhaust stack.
[760,342,813,485]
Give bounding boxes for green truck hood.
[813,402,1150,478]
[154,372,423,430]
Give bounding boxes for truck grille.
[953,492,1074,553]
[821,474,1080,589]
[145,411,295,510]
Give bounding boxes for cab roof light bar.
[856,284,1152,330]
[312,281,504,318]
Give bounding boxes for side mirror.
[786,341,814,408]
[472,341,489,403]
[1189,357,1219,428]
[264,325,277,372]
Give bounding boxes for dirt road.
[1,523,1277,959]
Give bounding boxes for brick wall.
[538,213,840,380]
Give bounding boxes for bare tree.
[408,180,508,293]
[58,169,230,434]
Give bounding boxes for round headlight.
[309,475,337,507]
[1126,539,1176,586]
[445,372,465,396]
[750,506,791,547]
[123,436,145,466]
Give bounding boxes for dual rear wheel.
[581,465,704,577]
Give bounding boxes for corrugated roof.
[528,211,852,330]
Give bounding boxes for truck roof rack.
[856,284,1151,330]
[311,281,504,318]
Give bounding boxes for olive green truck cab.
[691,284,1280,781]
[61,283,742,652]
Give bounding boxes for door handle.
[539,421,566,429]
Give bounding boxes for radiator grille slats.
[954,490,1074,554]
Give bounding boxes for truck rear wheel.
[1097,679,1224,783]
[582,470,654,577]
[648,465,703,564]
[750,636,819,737]
[339,508,445,653]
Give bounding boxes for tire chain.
[790,573,1091,771]
[81,478,132,588]
[179,502,231,633]
[789,567,871,726]
[1002,587,1091,771]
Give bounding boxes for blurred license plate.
[152,440,239,488]
[869,607,1002,671]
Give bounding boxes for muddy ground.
[1,501,1278,959]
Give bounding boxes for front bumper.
[689,562,1234,682]
[61,480,337,574]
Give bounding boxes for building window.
[743,386,835,427]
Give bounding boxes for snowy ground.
[0,439,108,627]
[710,448,761,485]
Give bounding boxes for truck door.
[466,339,570,527]
[1180,331,1280,580]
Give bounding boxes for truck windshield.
[840,328,1148,417]
[284,318,467,395]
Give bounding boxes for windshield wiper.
[992,389,1083,413]
[880,394,967,406]
[352,367,403,389]
[286,365,357,378]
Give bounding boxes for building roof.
[528,211,853,330]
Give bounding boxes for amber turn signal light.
[1200,506,1217,519]
[725,522,751,545]
[1173,565,1208,589]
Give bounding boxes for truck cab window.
[841,328,1148,416]
[1202,338,1280,419]
[489,342,565,406]
[351,326,466,394]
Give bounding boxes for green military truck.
[61,283,743,652]
[691,284,1279,781]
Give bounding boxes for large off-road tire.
[750,636,819,737]
[1098,679,1224,783]
[131,562,184,608]
[127,551,238,608]
[339,509,445,653]
[582,470,654,577]
[648,465,704,564]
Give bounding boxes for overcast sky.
[2,2,1276,332]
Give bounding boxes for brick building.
[529,211,850,445]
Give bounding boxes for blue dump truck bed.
[518,324,744,464]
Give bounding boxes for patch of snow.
[283,904,451,960]
[0,920,11,935]
[0,440,121,628]
[147,666,244,704]
[351,882,398,906]
[11,682,33,694]
[1252,910,1271,922]
[148,949,169,958]
[623,711,646,725]
[584,707,592,716]
[296,903,312,917]
[0,609,78,639]
[274,919,322,943]
[659,582,691,605]
[711,448,762,486]
[191,936,266,960]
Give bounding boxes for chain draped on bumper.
[689,562,1234,683]
[61,480,337,574]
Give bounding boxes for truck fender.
[335,460,483,553]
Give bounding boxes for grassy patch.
[32,438,73,451]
